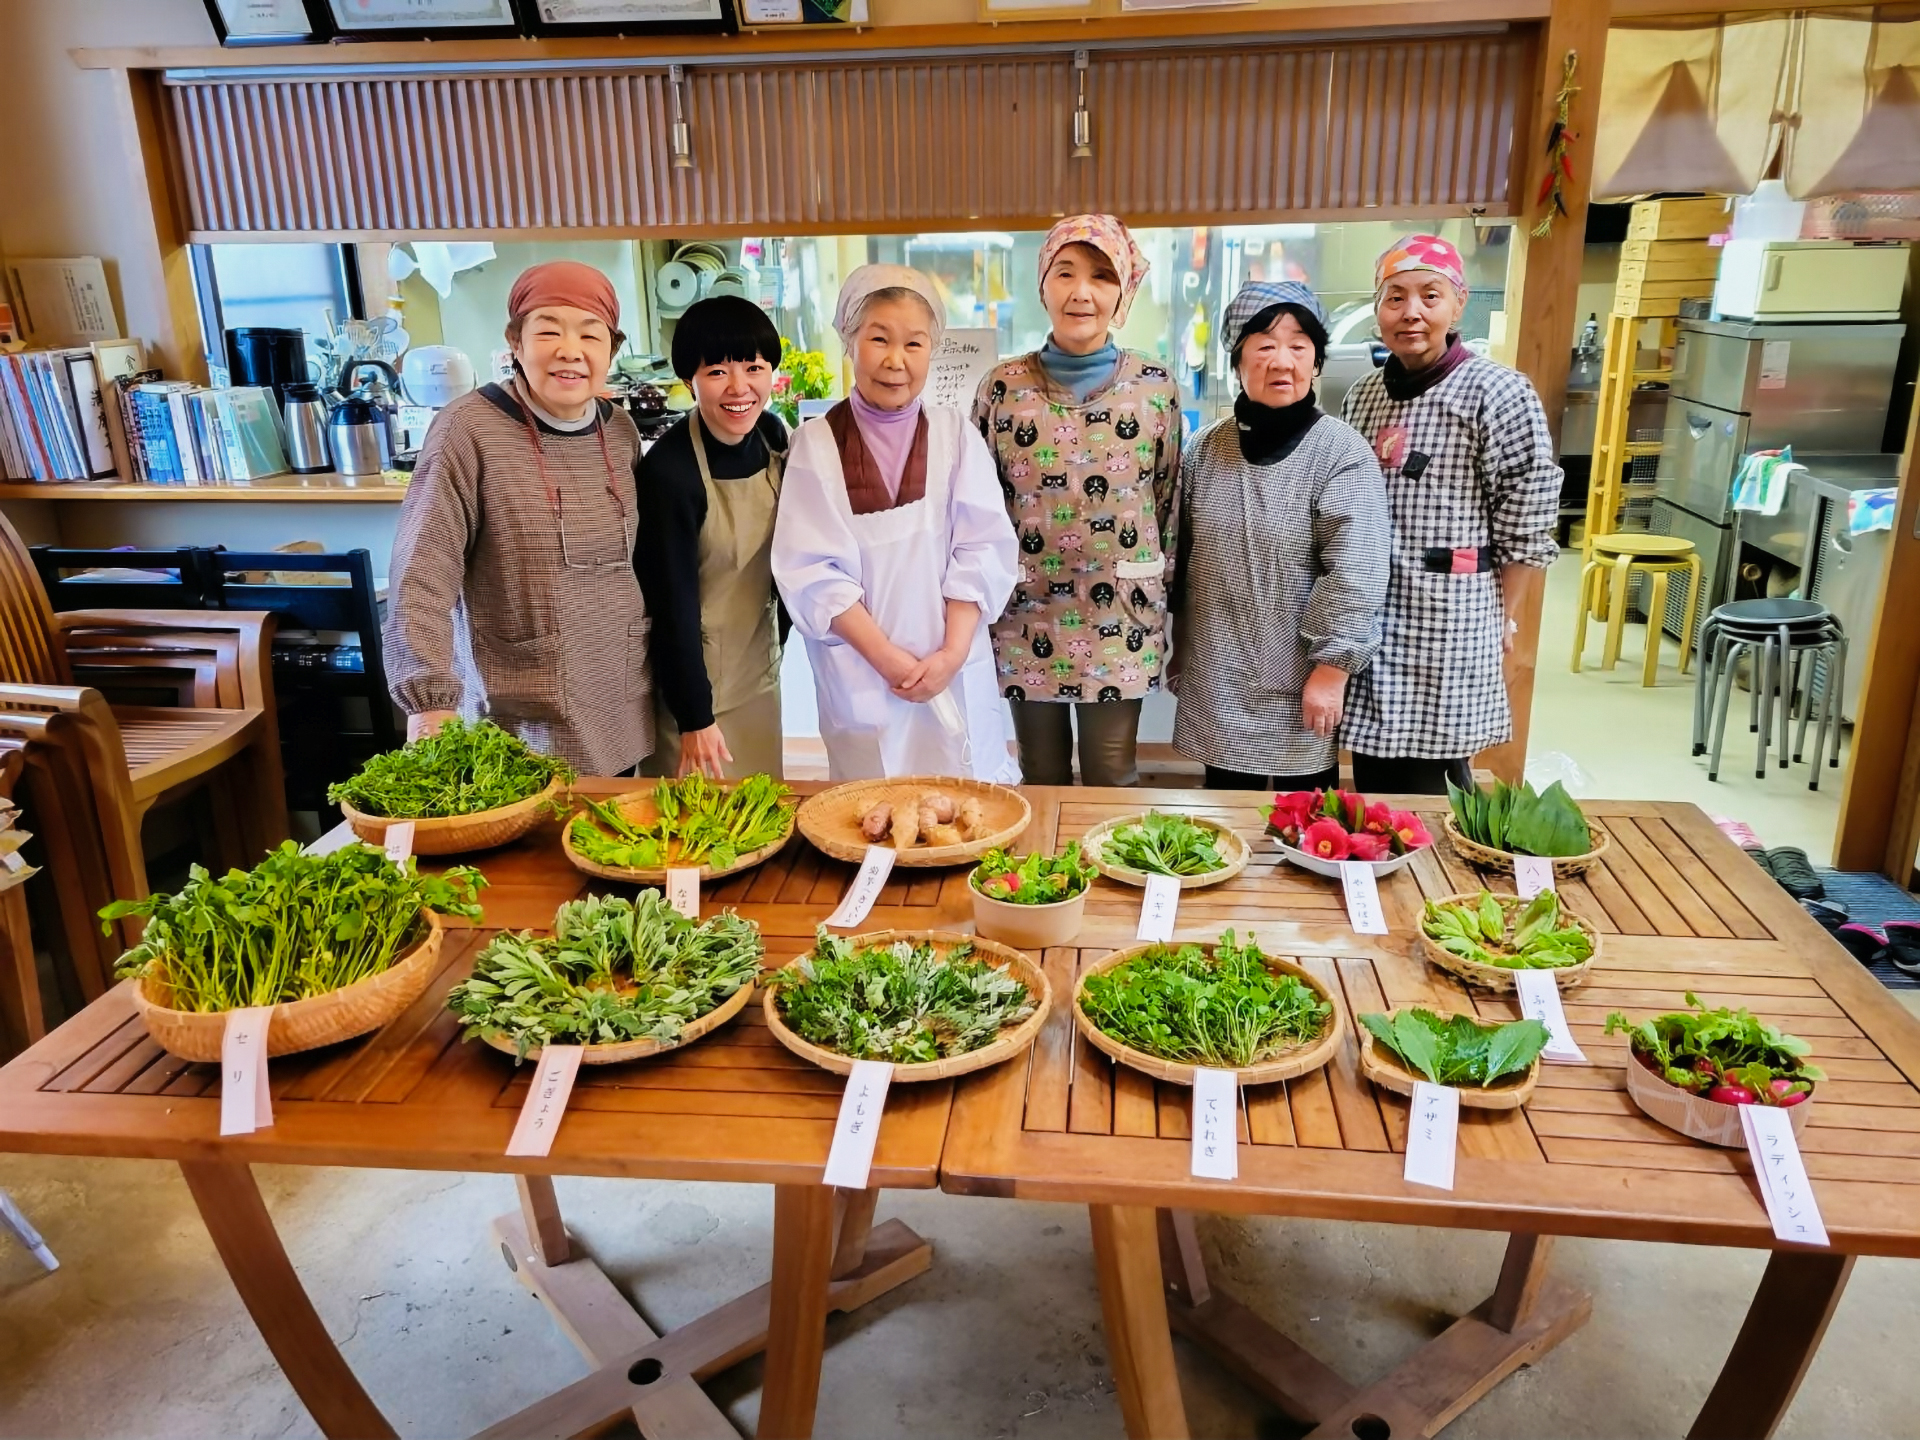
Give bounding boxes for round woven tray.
[341,777,564,857]
[1071,941,1344,1086]
[478,978,756,1066]
[1442,815,1610,878]
[1356,1007,1541,1110]
[1081,813,1251,890]
[762,930,1051,1082]
[796,777,1030,868]
[129,911,445,1063]
[560,786,796,884]
[1415,892,1600,993]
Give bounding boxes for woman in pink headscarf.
[972,214,1183,788]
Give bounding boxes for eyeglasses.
[554,489,635,572]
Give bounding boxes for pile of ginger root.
[855,789,989,850]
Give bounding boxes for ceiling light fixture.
[1072,50,1092,160]
[670,64,693,171]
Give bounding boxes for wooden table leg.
[757,1183,838,1440]
[1688,1251,1855,1440]
[515,1174,570,1266]
[831,1186,880,1279]
[178,1160,397,1440]
[1089,1204,1190,1440]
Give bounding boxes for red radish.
[1770,1078,1811,1107]
[1775,1088,1810,1107]
[1708,1083,1757,1106]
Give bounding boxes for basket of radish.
[1604,993,1823,1148]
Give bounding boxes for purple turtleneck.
[849,387,922,502]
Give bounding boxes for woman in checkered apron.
[1340,235,1562,795]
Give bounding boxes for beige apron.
[646,411,785,779]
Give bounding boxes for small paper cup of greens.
[1605,993,1821,1147]
[968,845,1095,949]
[330,718,573,856]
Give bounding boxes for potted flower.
[1604,993,1822,1147]
[1267,788,1433,878]
[969,844,1096,948]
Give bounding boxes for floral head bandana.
[1373,234,1469,298]
[1038,214,1151,327]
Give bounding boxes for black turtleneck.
[1381,333,1473,402]
[1234,389,1323,467]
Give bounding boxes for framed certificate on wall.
[203,0,330,45]
[319,0,524,41]
[519,0,738,35]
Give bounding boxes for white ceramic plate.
[1274,836,1426,879]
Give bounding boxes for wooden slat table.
[942,791,1920,1440]
[0,778,980,1440]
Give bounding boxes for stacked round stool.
[1691,597,1847,786]
[1571,533,1702,686]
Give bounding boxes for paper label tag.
[304,821,357,856]
[826,846,895,929]
[383,821,416,865]
[666,867,701,919]
[219,1007,275,1137]
[1742,1104,1829,1247]
[822,1060,893,1189]
[1136,873,1180,942]
[1513,855,1556,899]
[1514,970,1587,1064]
[1403,1081,1459,1191]
[1190,1067,1239,1179]
[0,1191,56,1271]
[505,1045,584,1158]
[1340,862,1388,935]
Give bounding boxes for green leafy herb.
[1359,1008,1549,1087]
[970,845,1096,906]
[769,930,1034,1064]
[106,842,485,1013]
[1100,812,1229,877]
[568,773,793,871]
[1603,992,1823,1103]
[1446,778,1593,858]
[1078,931,1331,1068]
[446,892,763,1060]
[328,719,573,819]
[1420,889,1593,970]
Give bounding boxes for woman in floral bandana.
[1340,233,1562,794]
[971,214,1182,787]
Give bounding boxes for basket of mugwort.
[329,718,573,856]
[108,841,486,1063]
[1267,789,1433,878]
[1357,1008,1550,1110]
[564,773,796,883]
[1084,810,1251,889]
[969,844,1097,949]
[1443,778,1609,877]
[446,891,764,1064]
[764,929,1050,1081]
[1418,889,1600,993]
[1605,993,1822,1147]
[1073,930,1341,1086]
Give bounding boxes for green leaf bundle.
[1446,778,1593,858]
[328,719,573,819]
[1100,812,1229,877]
[568,773,793,872]
[446,892,764,1060]
[1421,889,1593,970]
[106,841,486,1013]
[1359,1008,1549,1087]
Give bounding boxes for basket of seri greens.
[1081,811,1250,889]
[446,891,764,1064]
[764,929,1050,1081]
[969,844,1095,949]
[1418,889,1600,992]
[108,841,486,1062]
[564,773,795,883]
[1357,1008,1549,1110]
[1073,931,1341,1085]
[329,719,573,856]
[1444,778,1609,877]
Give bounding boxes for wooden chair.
[0,741,43,1057]
[29,544,220,613]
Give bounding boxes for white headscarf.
[833,264,946,345]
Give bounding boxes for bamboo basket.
[561,786,795,884]
[477,978,756,1066]
[796,777,1030,868]
[1357,1007,1541,1110]
[1415,892,1600,993]
[762,930,1050,1081]
[340,777,564,857]
[1442,815,1610,878]
[1071,941,1343,1086]
[1081,813,1251,890]
[1624,1052,1813,1147]
[129,911,446,1063]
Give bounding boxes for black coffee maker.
[224,327,310,404]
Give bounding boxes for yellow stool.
[1571,533,1702,686]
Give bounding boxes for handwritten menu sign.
[666,868,701,919]
[1513,855,1556,899]
[1137,873,1180,942]
[1514,970,1587,1064]
[1403,1081,1460,1190]
[219,1007,276,1137]
[506,1045,584,1158]
[1340,862,1388,935]
[1742,1105,1829,1247]
[827,846,895,929]
[1190,1068,1238,1179]
[926,329,999,414]
[383,821,416,865]
[823,1060,894,1189]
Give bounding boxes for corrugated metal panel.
[165,33,1527,237]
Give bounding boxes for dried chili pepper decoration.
[1532,50,1581,239]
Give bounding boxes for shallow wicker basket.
[1081,813,1251,891]
[762,930,1051,1082]
[1442,815,1610,878]
[561,786,795,884]
[1356,1007,1541,1110]
[1071,941,1344,1086]
[340,777,565,857]
[796,777,1030,868]
[478,978,756,1066]
[129,912,445,1063]
[1415,892,1600,993]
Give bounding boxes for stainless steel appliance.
[1795,456,1899,724]
[281,382,331,474]
[328,390,394,477]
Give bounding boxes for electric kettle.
[328,383,395,477]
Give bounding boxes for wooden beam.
[103,67,205,384]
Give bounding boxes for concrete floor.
[3,554,1916,1439]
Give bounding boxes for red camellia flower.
[1332,790,1367,831]
[1272,790,1317,826]
[1362,801,1393,836]
[1388,810,1434,853]
[1302,818,1350,861]
[1346,832,1388,862]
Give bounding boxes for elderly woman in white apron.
[772,265,1019,781]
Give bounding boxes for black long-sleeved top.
[634,409,789,733]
